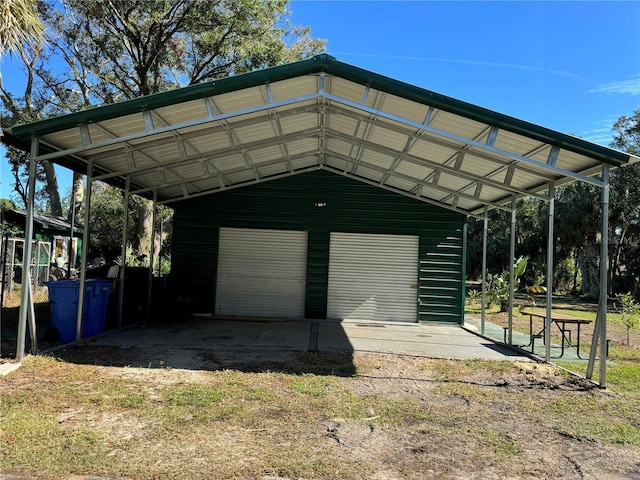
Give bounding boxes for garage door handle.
[299,280,306,285]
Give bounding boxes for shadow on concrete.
[479,342,528,357]
[45,319,358,377]
[45,318,532,376]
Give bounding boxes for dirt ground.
[2,341,640,480]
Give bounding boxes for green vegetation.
[486,256,528,311]
[467,288,481,305]
[615,293,640,346]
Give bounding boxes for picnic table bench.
[520,310,593,358]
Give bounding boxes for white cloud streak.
[580,117,620,146]
[588,74,640,95]
[329,51,592,82]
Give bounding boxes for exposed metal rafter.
[326,103,559,184]
[6,59,628,217]
[130,150,320,197]
[92,127,321,183]
[323,92,606,187]
[324,164,486,219]
[325,128,546,202]
[325,150,512,213]
[32,91,323,163]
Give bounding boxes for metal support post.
[16,138,39,361]
[27,281,38,353]
[117,178,131,328]
[481,206,488,336]
[146,190,158,322]
[545,182,555,362]
[599,165,610,387]
[587,164,610,387]
[76,162,93,342]
[508,196,516,344]
[67,180,77,279]
[587,309,601,380]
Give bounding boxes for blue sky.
[1,0,639,204]
[289,1,640,141]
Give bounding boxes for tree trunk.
[42,160,62,216]
[135,202,154,256]
[572,249,579,294]
[68,172,84,222]
[579,242,600,299]
[608,228,626,296]
[499,297,510,313]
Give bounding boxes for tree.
[41,0,325,102]
[0,0,45,57]
[1,0,66,216]
[555,181,602,298]
[615,292,640,346]
[466,198,547,285]
[466,208,512,280]
[609,110,640,296]
[611,110,640,156]
[86,182,128,261]
[466,112,640,299]
[2,0,325,256]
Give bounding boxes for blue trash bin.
[45,279,112,342]
[83,279,112,338]
[45,280,86,343]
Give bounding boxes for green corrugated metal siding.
[418,230,466,322]
[171,169,466,322]
[306,231,330,319]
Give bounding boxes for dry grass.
[2,352,640,480]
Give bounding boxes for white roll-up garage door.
[327,232,419,323]
[216,227,308,319]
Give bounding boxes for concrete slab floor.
[320,321,528,360]
[71,318,531,367]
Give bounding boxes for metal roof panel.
[4,54,634,213]
[270,76,319,102]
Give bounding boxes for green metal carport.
[3,54,638,387]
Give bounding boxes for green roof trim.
[8,53,631,167]
[9,55,335,140]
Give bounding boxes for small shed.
[0,210,83,297]
[2,210,83,266]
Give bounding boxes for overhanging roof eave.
[0,130,165,202]
[6,54,632,168]
[7,55,337,140]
